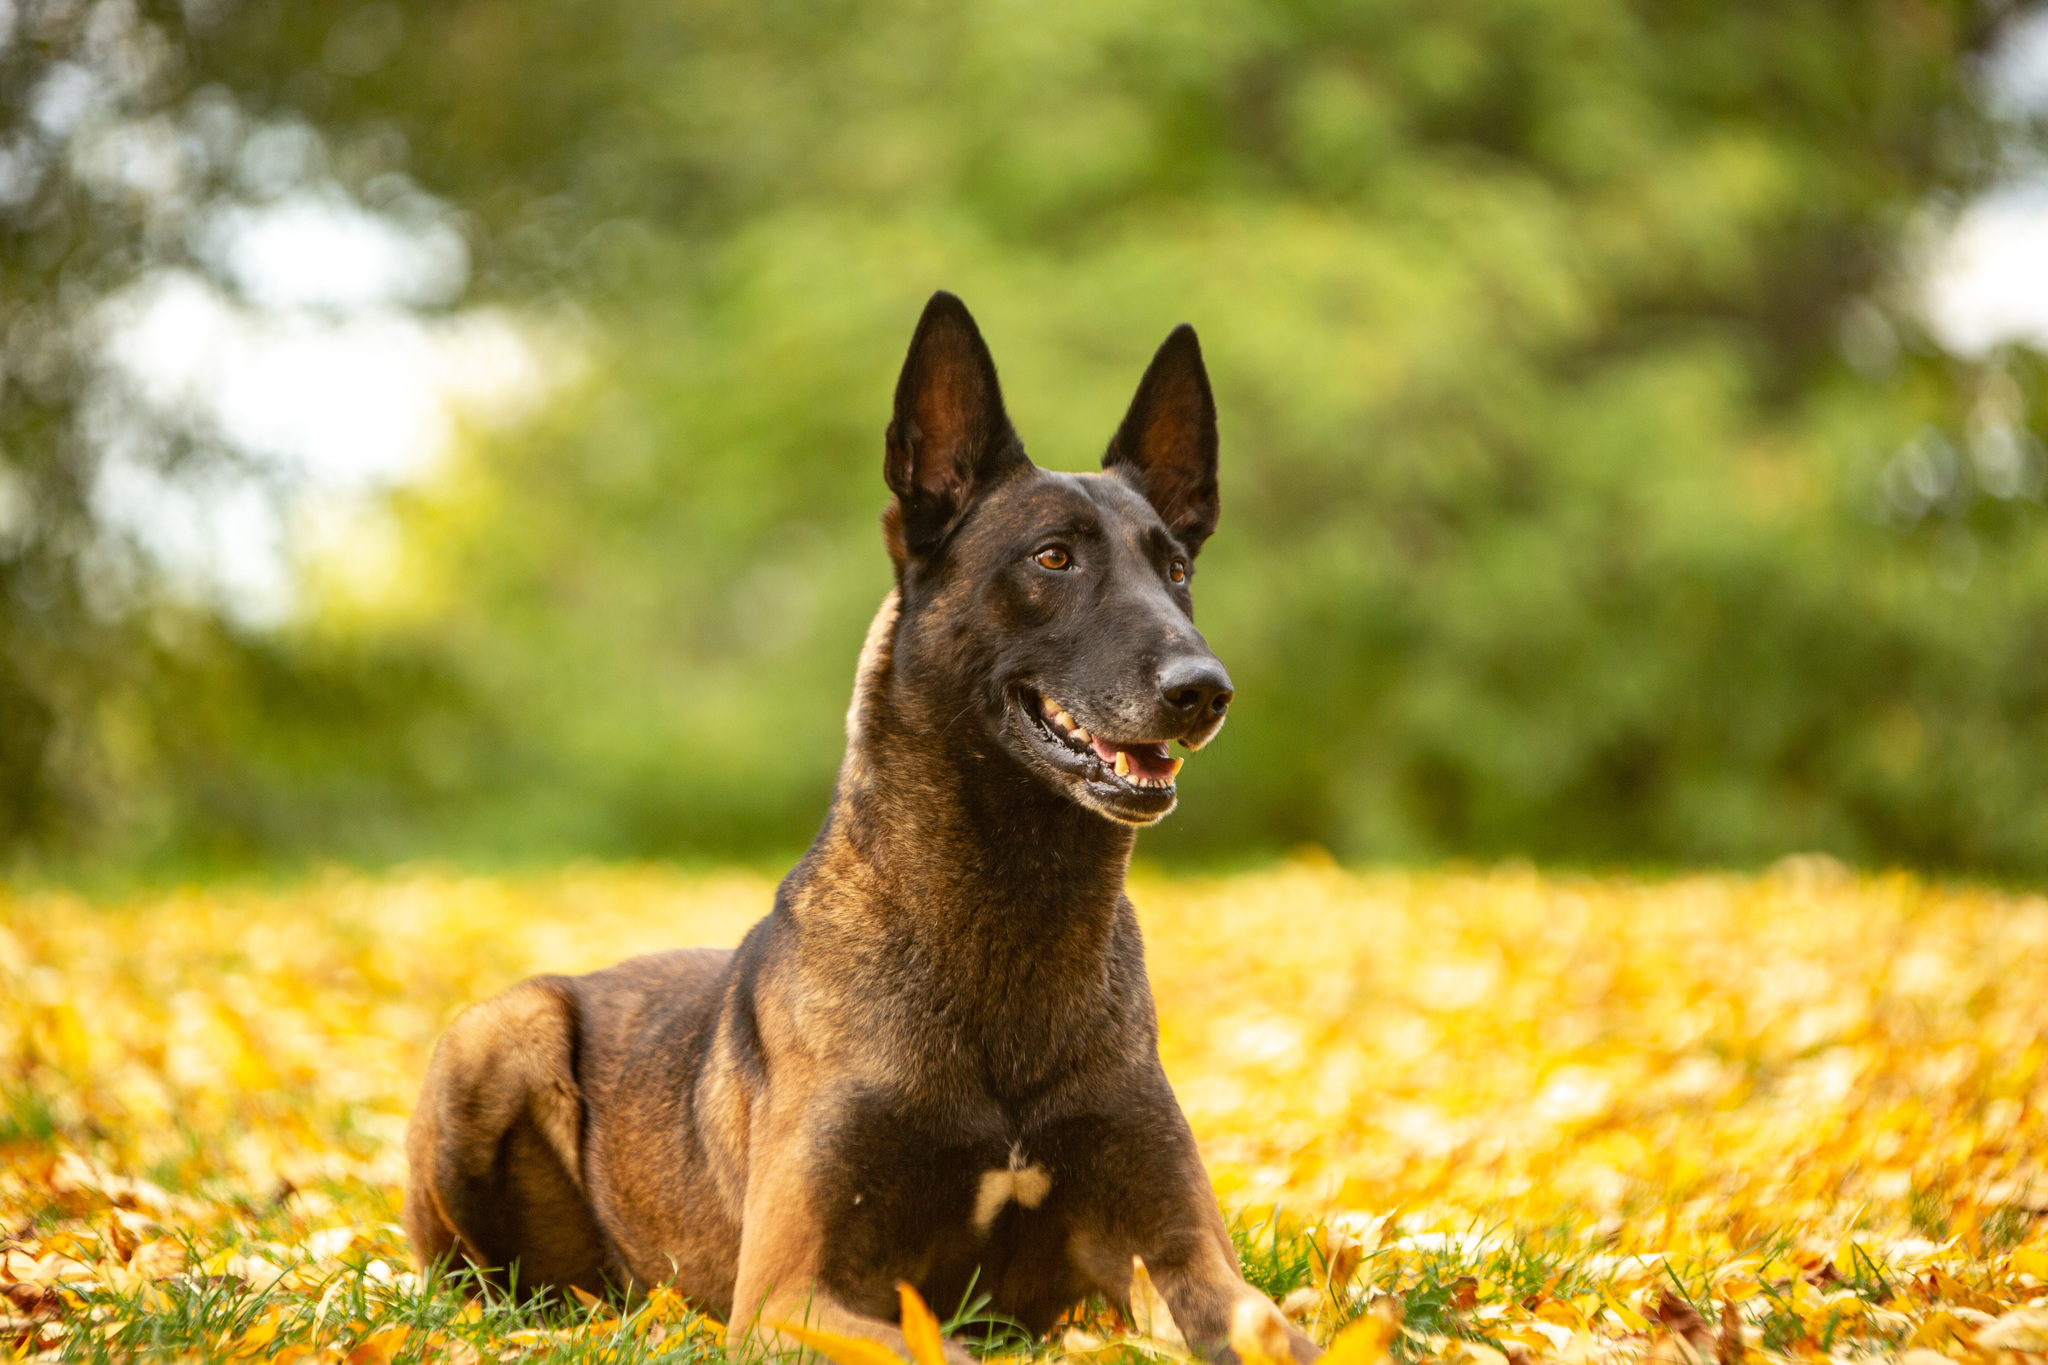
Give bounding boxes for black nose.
[1159,657,1233,721]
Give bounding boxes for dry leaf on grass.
[1715,1296,1744,1365]
[768,1318,914,1365]
[1320,1299,1401,1365]
[1978,1306,2048,1353]
[1313,1226,1364,1294]
[344,1324,410,1365]
[898,1279,949,1365]
[1061,1329,1114,1358]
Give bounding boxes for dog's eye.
[1035,547,1071,571]
[1169,558,1187,584]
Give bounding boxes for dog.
[403,292,1321,1365]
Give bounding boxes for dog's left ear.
[884,291,1025,562]
[1103,323,1219,555]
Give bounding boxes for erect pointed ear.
[883,292,1025,560]
[1102,323,1219,555]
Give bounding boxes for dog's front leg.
[1137,1215,1322,1365]
[1074,1146,1322,1365]
[727,1110,974,1365]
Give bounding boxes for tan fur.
[838,589,901,798]
[404,981,609,1296]
[972,1163,1052,1231]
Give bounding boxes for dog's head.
[878,291,1232,827]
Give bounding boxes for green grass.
[48,1257,727,1364]
[12,1204,1984,1364]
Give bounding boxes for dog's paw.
[1231,1293,1323,1365]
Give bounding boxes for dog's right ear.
[883,292,1024,563]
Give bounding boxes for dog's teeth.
[1166,757,1183,780]
[1113,752,1130,778]
[1054,710,1074,731]
[1071,726,1089,744]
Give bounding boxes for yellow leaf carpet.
[2,861,2044,1362]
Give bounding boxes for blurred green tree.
[7,0,2048,873]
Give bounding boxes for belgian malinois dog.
[404,292,1319,1364]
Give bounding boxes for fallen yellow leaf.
[2008,1247,2048,1282]
[1320,1301,1400,1365]
[1062,1328,1114,1358]
[129,1240,187,1280]
[345,1325,410,1365]
[767,1317,912,1365]
[640,1284,689,1323]
[1908,1310,1972,1351]
[896,1280,948,1365]
[1313,1226,1364,1292]
[1977,1306,2048,1353]
[1607,1294,1649,1334]
[225,1308,282,1357]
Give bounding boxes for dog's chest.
[816,1089,1066,1228]
[968,1146,1054,1229]
[809,1089,1101,1325]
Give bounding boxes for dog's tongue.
[1090,734,1177,781]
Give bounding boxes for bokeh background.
[7,0,2048,878]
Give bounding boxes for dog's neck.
[797,589,1137,961]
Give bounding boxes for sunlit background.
[7,0,2048,875]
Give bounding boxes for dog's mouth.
[1016,690,1183,822]
[1028,691,1183,787]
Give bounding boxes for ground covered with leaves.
[3,861,2046,1364]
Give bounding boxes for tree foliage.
[5,0,2047,871]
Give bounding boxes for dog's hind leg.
[404,978,612,1299]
